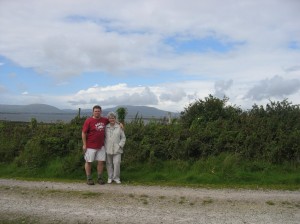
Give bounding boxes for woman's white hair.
[107,111,117,118]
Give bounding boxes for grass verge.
[0,154,299,190]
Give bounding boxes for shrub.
[15,138,48,169]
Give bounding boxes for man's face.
[93,108,101,118]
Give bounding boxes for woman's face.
[109,116,116,124]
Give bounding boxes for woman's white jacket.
[104,123,126,155]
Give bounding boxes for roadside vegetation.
[0,95,299,190]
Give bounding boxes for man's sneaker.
[107,179,112,184]
[114,179,121,184]
[97,177,105,185]
[87,179,95,185]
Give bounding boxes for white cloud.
[214,80,233,99]
[0,0,300,112]
[245,75,300,100]
[0,85,7,93]
[69,84,159,107]
[1,0,299,79]
[65,81,214,112]
[160,88,186,102]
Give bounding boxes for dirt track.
[0,178,299,223]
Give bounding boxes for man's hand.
[82,144,87,154]
[82,131,87,154]
[119,122,124,129]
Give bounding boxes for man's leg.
[85,162,92,176]
[97,161,105,184]
[84,149,96,185]
[97,160,104,176]
[96,147,106,185]
[85,162,95,185]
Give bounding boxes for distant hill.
[0,104,179,122]
[0,104,63,113]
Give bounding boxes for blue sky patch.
[64,15,111,27]
[64,15,146,35]
[164,36,244,54]
[288,41,300,50]
[0,56,60,94]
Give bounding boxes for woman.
[105,112,126,184]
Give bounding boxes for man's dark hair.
[93,105,102,111]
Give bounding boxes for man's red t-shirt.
[82,117,109,149]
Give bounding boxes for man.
[82,105,108,185]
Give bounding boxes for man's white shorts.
[84,147,106,162]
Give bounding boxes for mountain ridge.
[0,103,180,118]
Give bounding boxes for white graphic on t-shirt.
[95,122,105,131]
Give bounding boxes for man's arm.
[119,122,124,129]
[82,131,87,152]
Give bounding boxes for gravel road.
[0,178,299,224]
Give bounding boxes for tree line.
[0,95,299,174]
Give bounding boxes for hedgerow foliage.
[0,95,299,173]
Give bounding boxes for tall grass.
[121,153,300,189]
[0,153,299,189]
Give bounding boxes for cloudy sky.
[0,0,299,113]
